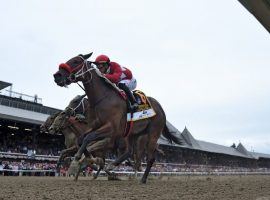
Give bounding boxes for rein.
[76,82,85,92]
[55,114,83,138]
[66,94,87,115]
[70,59,96,83]
[70,58,109,108]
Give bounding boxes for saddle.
[126,90,156,122]
[133,90,151,111]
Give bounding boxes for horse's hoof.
[68,160,80,175]
[140,179,147,184]
[108,173,120,181]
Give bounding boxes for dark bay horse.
[53,53,182,183]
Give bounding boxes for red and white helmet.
[95,55,110,64]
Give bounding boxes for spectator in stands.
[0,160,3,175]
[3,162,11,176]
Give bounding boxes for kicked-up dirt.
[0,175,270,200]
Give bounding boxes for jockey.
[94,54,138,111]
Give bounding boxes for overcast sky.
[1,1,270,154]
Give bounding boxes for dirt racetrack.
[0,175,270,200]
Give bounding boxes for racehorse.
[41,96,117,179]
[40,110,78,164]
[50,108,128,179]
[53,53,182,183]
[49,97,166,176]
[49,110,111,180]
[40,111,60,133]
[49,96,148,174]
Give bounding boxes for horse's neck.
[82,70,116,107]
[62,129,76,148]
[68,121,88,137]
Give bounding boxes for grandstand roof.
[236,143,253,157]
[0,81,12,91]
[181,127,201,149]
[163,122,270,159]
[0,104,50,125]
[238,0,270,33]
[197,140,254,159]
[251,152,270,159]
[0,94,61,125]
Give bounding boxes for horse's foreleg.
[89,157,105,179]
[106,147,132,171]
[59,146,78,160]
[92,166,113,179]
[57,146,78,170]
[93,166,102,179]
[74,163,82,181]
[107,137,133,169]
[75,132,107,161]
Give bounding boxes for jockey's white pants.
[119,78,137,90]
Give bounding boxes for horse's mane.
[47,111,61,123]
[42,111,61,129]
[93,67,124,94]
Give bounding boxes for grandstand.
[1,80,270,176]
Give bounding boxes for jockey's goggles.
[96,62,108,69]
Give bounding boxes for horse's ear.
[82,52,93,60]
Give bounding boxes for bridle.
[68,56,97,84]
[50,112,70,133]
[58,55,110,108]
[67,56,110,107]
[42,112,60,133]
[52,111,79,135]
[65,96,87,118]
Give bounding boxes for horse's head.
[40,112,60,133]
[54,53,93,87]
[48,109,73,134]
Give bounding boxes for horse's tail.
[162,124,183,145]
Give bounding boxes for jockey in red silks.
[94,54,138,111]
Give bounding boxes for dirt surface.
[0,175,270,200]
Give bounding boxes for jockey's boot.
[118,83,138,111]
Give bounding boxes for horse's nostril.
[69,73,76,81]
